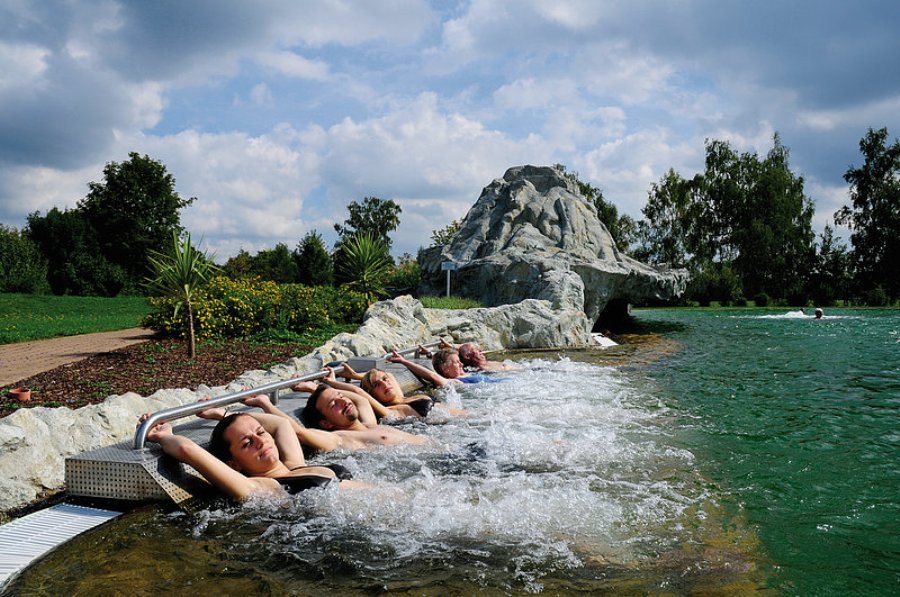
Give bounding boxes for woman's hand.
[139,413,173,443]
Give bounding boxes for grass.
[420,295,483,309]
[0,293,151,344]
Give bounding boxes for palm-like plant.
[337,231,391,303]
[145,232,220,358]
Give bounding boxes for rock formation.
[419,165,688,327]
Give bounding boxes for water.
[4,308,897,594]
[631,308,900,595]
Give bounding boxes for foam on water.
[192,357,708,580]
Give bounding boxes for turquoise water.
[636,308,899,594]
[3,308,897,594]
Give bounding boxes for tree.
[25,207,126,296]
[222,249,254,279]
[807,224,851,306]
[249,243,298,283]
[336,232,391,302]
[635,135,816,301]
[145,232,220,358]
[835,127,900,300]
[430,219,462,247]
[0,224,49,294]
[79,152,195,292]
[294,230,333,286]
[334,196,402,251]
[633,169,696,267]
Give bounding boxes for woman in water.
[139,395,354,502]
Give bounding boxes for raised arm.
[242,394,342,453]
[387,350,454,387]
[141,415,273,502]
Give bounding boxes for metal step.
[0,503,120,586]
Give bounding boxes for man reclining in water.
[138,405,357,502]
[435,338,519,372]
[274,369,429,449]
[388,348,506,387]
[336,361,466,418]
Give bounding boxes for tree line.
[1,127,897,307]
[564,128,898,307]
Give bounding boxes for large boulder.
[419,165,688,326]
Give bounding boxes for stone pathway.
[0,328,155,387]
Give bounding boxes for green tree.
[79,152,195,292]
[635,135,815,301]
[222,249,254,279]
[294,230,333,286]
[0,224,50,293]
[144,232,220,358]
[430,219,462,247]
[835,127,900,300]
[336,232,391,302]
[334,196,402,251]
[807,224,851,306]
[249,243,298,283]
[25,207,126,296]
[633,169,696,267]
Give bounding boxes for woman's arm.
[387,350,454,387]
[141,415,277,502]
[242,394,342,453]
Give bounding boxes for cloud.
[256,51,332,81]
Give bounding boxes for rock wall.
[419,165,688,326]
[0,295,588,513]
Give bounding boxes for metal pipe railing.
[132,340,441,449]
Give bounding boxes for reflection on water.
[7,344,767,594]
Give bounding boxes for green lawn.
[0,293,151,344]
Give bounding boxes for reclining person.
[139,403,355,502]
[337,361,466,417]
[431,337,519,372]
[289,371,428,449]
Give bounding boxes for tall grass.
[0,293,151,344]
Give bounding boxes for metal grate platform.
[64,360,430,505]
[0,503,121,586]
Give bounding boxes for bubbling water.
[192,358,711,587]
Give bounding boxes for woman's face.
[222,415,280,474]
[367,370,402,403]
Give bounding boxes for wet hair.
[457,342,479,367]
[208,413,252,462]
[299,384,329,429]
[360,369,380,395]
[431,347,459,376]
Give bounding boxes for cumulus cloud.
[1,0,898,259]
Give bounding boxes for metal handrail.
[132,340,441,449]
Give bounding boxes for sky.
[1,0,898,261]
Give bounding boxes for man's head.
[361,368,401,403]
[301,384,360,430]
[432,348,465,379]
[458,342,487,368]
[209,413,279,474]
[814,308,824,319]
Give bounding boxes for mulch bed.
[0,338,313,419]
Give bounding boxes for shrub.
[864,286,889,307]
[752,292,770,307]
[143,276,367,339]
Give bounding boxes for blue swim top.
[456,372,504,384]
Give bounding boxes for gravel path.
[0,329,155,387]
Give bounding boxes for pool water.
[4,308,897,594]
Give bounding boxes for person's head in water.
[432,348,466,379]
[457,342,487,369]
[301,384,360,430]
[814,308,824,319]
[209,413,280,474]
[361,368,403,404]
